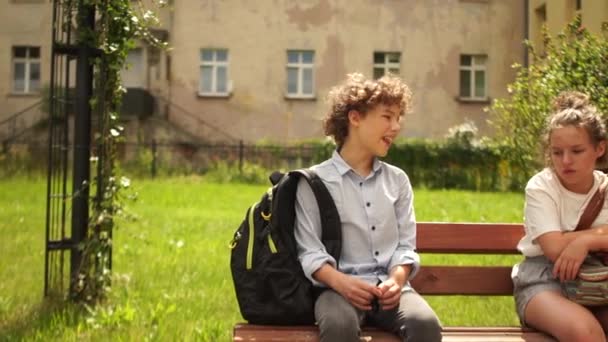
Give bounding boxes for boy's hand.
[334,274,383,311]
[377,278,402,310]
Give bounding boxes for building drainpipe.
[524,0,529,68]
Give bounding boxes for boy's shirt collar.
[331,150,382,177]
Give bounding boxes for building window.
[199,48,230,96]
[459,54,487,100]
[121,48,144,88]
[12,46,41,94]
[373,52,400,79]
[286,50,314,98]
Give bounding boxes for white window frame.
[459,54,487,101]
[373,52,401,79]
[12,46,41,94]
[199,48,231,97]
[286,50,315,99]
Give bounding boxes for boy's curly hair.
[323,73,412,147]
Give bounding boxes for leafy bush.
[489,16,608,176]
[385,137,525,192]
[203,161,270,184]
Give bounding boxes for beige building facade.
[1,0,526,144]
[168,0,526,142]
[529,0,608,56]
[0,0,52,140]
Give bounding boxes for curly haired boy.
[294,73,442,342]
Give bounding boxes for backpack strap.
[290,169,342,268]
[576,175,608,231]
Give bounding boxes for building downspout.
[524,0,529,68]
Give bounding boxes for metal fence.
[0,139,326,178]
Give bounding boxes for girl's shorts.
[512,256,565,325]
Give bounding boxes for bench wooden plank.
[233,323,399,341]
[412,266,514,295]
[416,222,524,254]
[233,324,556,342]
[441,327,555,342]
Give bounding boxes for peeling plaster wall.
[169,0,525,143]
[0,0,525,144]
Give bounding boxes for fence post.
[238,140,244,172]
[69,0,95,299]
[151,139,157,178]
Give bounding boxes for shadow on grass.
[0,295,87,341]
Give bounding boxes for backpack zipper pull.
[229,231,241,249]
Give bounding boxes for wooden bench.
[233,222,556,341]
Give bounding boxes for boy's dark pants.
[314,289,442,342]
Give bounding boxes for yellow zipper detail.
[268,235,277,253]
[246,202,256,270]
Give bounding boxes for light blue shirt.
[294,150,420,290]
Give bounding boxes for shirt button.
[375,251,379,256]
[371,226,376,231]
[359,182,363,186]
[366,202,370,207]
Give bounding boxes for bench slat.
[233,324,399,341]
[233,324,556,342]
[417,222,524,254]
[412,266,514,295]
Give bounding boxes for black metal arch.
[45,0,110,299]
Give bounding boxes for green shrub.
[203,161,270,184]
[489,16,608,176]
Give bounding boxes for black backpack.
[229,169,342,325]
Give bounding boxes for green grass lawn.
[0,176,525,341]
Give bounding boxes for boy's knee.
[317,312,360,342]
[401,315,442,342]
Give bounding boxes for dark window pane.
[302,68,313,94]
[217,66,227,92]
[201,66,213,92]
[388,68,400,75]
[302,51,314,64]
[287,51,299,64]
[460,70,471,97]
[13,62,25,92]
[460,55,472,66]
[475,70,485,97]
[216,50,228,62]
[14,47,27,58]
[30,62,40,80]
[374,52,384,64]
[373,67,384,79]
[201,49,213,62]
[30,47,40,58]
[287,67,298,94]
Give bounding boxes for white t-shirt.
[517,168,608,257]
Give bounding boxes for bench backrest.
[412,222,524,296]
